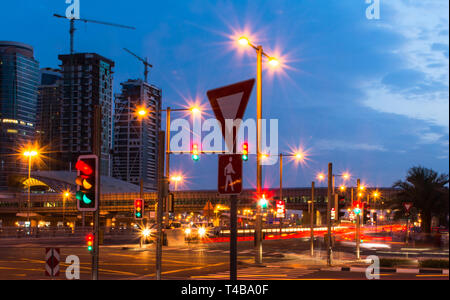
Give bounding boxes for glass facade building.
[58,53,114,176]
[0,41,40,190]
[113,79,162,191]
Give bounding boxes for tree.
[392,166,449,233]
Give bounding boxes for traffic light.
[86,233,94,252]
[75,155,98,212]
[259,194,268,209]
[353,201,362,215]
[331,208,336,220]
[242,143,249,161]
[363,204,371,224]
[338,197,346,219]
[192,143,200,161]
[134,199,144,220]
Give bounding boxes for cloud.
[314,139,387,152]
[361,0,449,135]
[362,82,449,131]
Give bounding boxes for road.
[0,237,447,280]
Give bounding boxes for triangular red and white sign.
[403,202,413,212]
[207,79,255,152]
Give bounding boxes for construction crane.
[123,48,153,83]
[53,14,136,54]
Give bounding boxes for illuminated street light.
[295,153,304,160]
[190,107,201,114]
[317,173,326,181]
[238,36,250,46]
[268,57,280,67]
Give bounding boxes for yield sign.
[207,79,255,152]
[403,202,413,212]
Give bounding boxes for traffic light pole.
[92,105,101,280]
[326,163,333,266]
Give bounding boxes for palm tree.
[392,166,449,233]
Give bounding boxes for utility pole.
[310,181,315,257]
[326,163,333,266]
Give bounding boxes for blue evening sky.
[1,0,448,190]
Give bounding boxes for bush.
[379,258,415,268]
[419,260,449,269]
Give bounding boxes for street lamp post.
[23,150,38,225]
[63,191,70,225]
[310,181,315,257]
[238,36,279,264]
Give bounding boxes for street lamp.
[170,175,183,191]
[237,36,280,265]
[137,104,201,280]
[23,149,39,225]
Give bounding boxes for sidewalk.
[260,250,449,276]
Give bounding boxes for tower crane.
[123,48,153,83]
[53,13,136,54]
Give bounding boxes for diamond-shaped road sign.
[45,248,60,277]
[207,79,255,153]
[218,154,243,195]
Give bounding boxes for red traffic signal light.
[134,199,144,219]
[75,160,93,176]
[86,233,94,252]
[76,155,98,212]
[242,143,249,161]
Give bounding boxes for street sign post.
[45,248,60,277]
[207,79,255,281]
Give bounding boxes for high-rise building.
[58,53,114,176]
[113,79,161,191]
[0,41,40,190]
[36,68,62,170]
